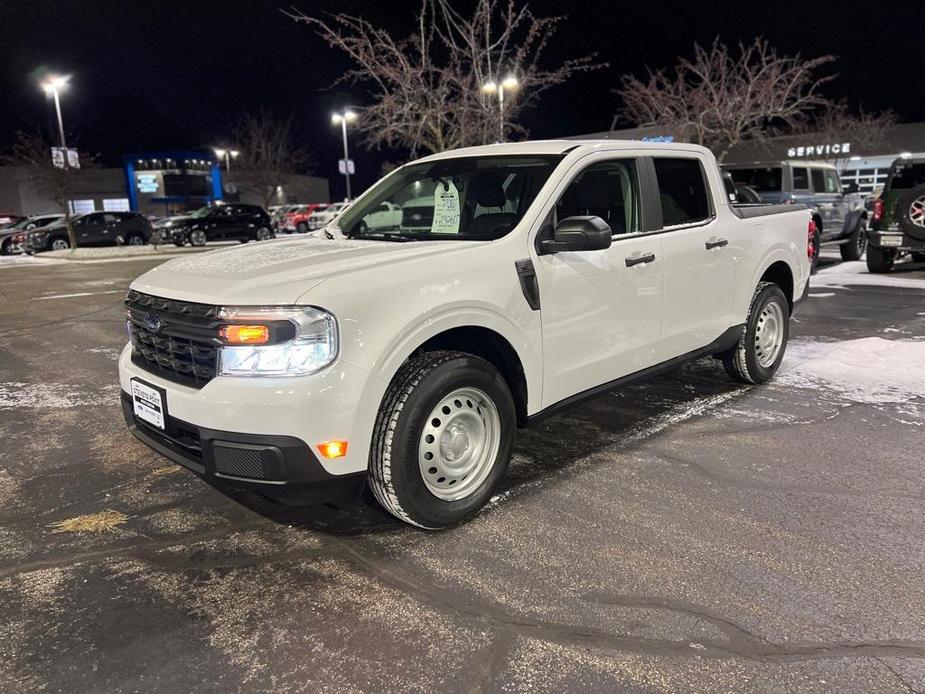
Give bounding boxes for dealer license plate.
[131,379,166,430]
[880,235,902,247]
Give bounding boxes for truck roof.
[412,139,715,163]
[724,160,839,170]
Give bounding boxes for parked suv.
[170,204,274,246]
[119,140,811,528]
[725,161,867,270]
[26,212,152,253]
[0,214,63,254]
[866,157,925,272]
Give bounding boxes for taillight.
[872,198,884,224]
[807,219,817,260]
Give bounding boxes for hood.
[130,235,480,305]
[156,215,193,228]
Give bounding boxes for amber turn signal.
[317,440,348,458]
[220,324,270,345]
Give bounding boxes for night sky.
[2,0,924,199]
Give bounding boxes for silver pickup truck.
[725,161,868,270]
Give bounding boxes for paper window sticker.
[431,180,460,234]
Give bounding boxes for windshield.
[337,155,560,241]
[727,167,783,193]
[188,206,213,218]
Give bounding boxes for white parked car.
[306,201,350,230]
[357,200,402,231]
[119,140,811,528]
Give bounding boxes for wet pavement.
[0,252,923,692]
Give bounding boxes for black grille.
[213,444,267,480]
[125,290,222,388]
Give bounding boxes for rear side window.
[792,167,809,190]
[653,158,711,226]
[727,167,782,192]
[889,163,925,190]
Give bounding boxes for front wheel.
[866,245,895,273]
[369,351,516,529]
[189,230,207,247]
[0,239,11,255]
[721,282,790,385]
[125,233,145,246]
[50,237,70,251]
[839,218,868,261]
[255,227,272,241]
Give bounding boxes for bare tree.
[4,129,97,249]
[792,99,896,166]
[230,110,312,209]
[617,38,837,161]
[285,0,604,155]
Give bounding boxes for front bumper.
[118,343,387,479]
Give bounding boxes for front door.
[533,156,664,409]
[652,156,737,356]
[811,167,846,238]
[75,213,105,246]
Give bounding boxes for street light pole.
[482,75,520,143]
[331,109,357,200]
[41,75,70,151]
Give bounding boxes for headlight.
[217,306,338,377]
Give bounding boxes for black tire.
[189,229,207,247]
[255,227,272,241]
[897,184,925,241]
[173,238,185,247]
[721,282,790,385]
[369,351,516,529]
[0,239,11,256]
[296,222,307,234]
[912,252,925,263]
[50,236,70,251]
[125,233,145,246]
[839,217,867,261]
[866,244,895,273]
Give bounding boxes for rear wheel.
[839,218,868,261]
[369,351,515,529]
[125,233,145,246]
[189,230,207,247]
[255,227,272,241]
[721,282,789,385]
[866,244,895,273]
[0,239,11,255]
[296,222,307,234]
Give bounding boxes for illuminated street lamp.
[213,147,239,171]
[331,109,358,200]
[481,74,519,142]
[41,74,70,152]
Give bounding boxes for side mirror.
[540,215,612,254]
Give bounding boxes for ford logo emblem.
[143,313,162,333]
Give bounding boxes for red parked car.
[0,213,24,229]
[283,203,328,233]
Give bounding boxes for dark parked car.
[725,161,868,271]
[25,212,153,253]
[866,157,925,273]
[169,204,274,246]
[0,214,63,254]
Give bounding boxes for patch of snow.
[812,261,925,290]
[0,383,119,410]
[777,337,925,406]
[34,290,123,300]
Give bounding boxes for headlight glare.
[218,307,337,377]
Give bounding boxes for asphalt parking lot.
[0,252,923,693]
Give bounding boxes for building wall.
[0,166,130,216]
[228,172,330,208]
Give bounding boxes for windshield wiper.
[350,232,415,242]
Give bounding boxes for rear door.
[533,154,664,408]
[654,155,737,356]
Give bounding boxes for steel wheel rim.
[910,196,925,228]
[754,300,785,368]
[418,387,501,501]
[51,239,69,251]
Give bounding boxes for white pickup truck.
[119,140,811,528]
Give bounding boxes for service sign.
[787,142,851,158]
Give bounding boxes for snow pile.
[0,382,119,410]
[777,337,925,406]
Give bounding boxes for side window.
[556,158,640,235]
[824,170,841,193]
[792,167,809,190]
[811,168,826,192]
[652,158,711,227]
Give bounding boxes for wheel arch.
[758,260,795,311]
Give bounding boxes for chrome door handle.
[705,238,728,250]
[625,253,656,267]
